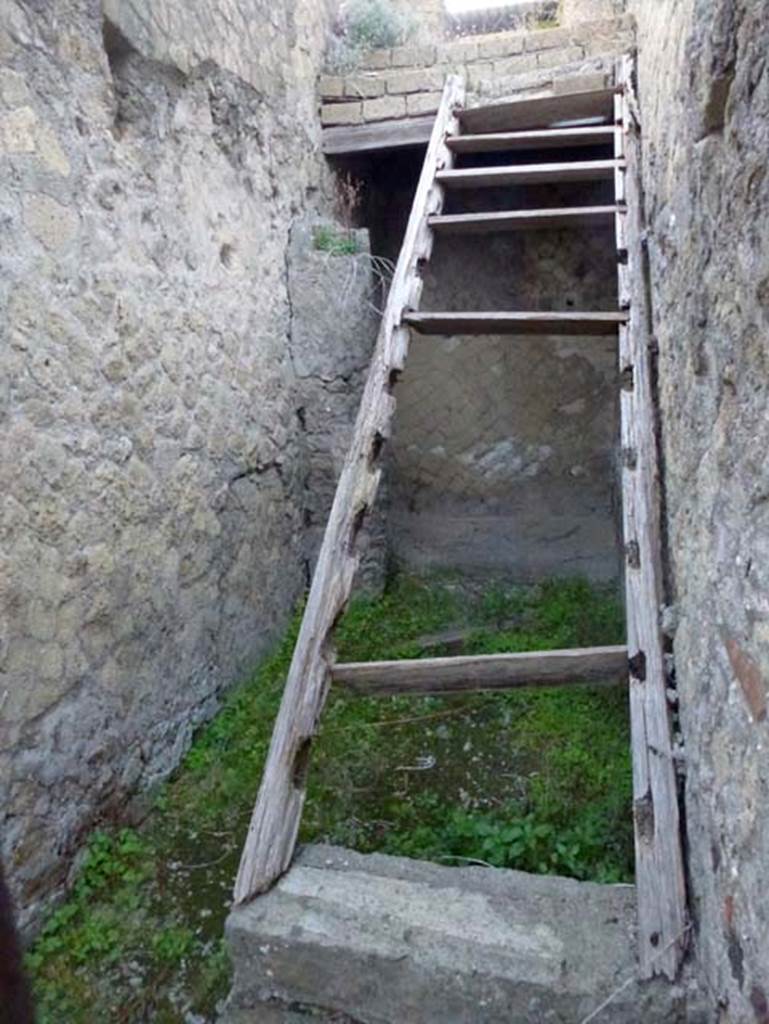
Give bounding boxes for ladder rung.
[404,311,628,336]
[429,206,619,234]
[332,645,628,697]
[436,160,622,189]
[460,87,617,134]
[447,126,616,153]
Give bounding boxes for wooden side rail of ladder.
[233,64,687,982]
[232,73,467,908]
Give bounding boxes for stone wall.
[631,1,769,1018]
[389,185,621,581]
[320,13,634,127]
[0,0,343,926]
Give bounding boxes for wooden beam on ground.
[459,87,617,134]
[404,311,627,336]
[614,55,687,981]
[322,116,434,155]
[429,206,618,234]
[332,645,629,697]
[447,125,616,153]
[233,76,466,906]
[436,159,621,189]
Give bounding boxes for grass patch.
[28,574,630,1022]
[312,225,361,255]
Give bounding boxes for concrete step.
[223,844,694,1024]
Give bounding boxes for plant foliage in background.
[326,0,415,72]
[28,574,630,1023]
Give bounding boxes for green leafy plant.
[312,224,361,255]
[326,0,414,71]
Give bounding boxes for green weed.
[312,225,361,255]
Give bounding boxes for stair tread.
[460,87,617,134]
[428,205,619,233]
[404,311,627,336]
[436,159,622,188]
[447,125,616,153]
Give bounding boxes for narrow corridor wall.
[631,1,769,1017]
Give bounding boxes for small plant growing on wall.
[326,0,415,71]
[312,172,364,255]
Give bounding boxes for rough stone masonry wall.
[0,0,340,927]
[631,1,769,1019]
[320,12,633,127]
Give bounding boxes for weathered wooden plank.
[429,206,618,234]
[332,646,628,697]
[614,55,687,980]
[447,125,616,153]
[404,311,627,336]
[459,87,617,134]
[436,159,622,189]
[233,76,466,906]
[322,115,435,155]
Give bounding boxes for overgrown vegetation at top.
[326,0,414,72]
[28,574,630,1023]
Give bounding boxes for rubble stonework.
[0,0,348,926]
[631,0,769,1017]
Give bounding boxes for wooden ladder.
[234,61,687,981]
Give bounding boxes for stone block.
[362,94,406,121]
[553,70,609,94]
[465,61,495,92]
[389,44,436,68]
[343,75,385,98]
[320,101,363,126]
[406,91,442,116]
[317,74,343,98]
[537,44,585,69]
[438,38,478,63]
[478,32,525,59]
[22,193,79,250]
[492,52,539,78]
[359,48,391,70]
[385,67,444,95]
[524,25,572,51]
[225,845,692,1024]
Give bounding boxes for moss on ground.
[28,575,630,1023]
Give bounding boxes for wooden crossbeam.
[332,646,628,697]
[404,311,627,336]
[233,76,466,906]
[322,115,434,155]
[614,55,687,981]
[459,87,617,134]
[447,125,616,153]
[429,206,619,234]
[436,159,622,189]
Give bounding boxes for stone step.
[223,845,692,1024]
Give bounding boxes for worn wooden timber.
[429,206,618,234]
[404,311,627,336]
[459,87,617,134]
[448,125,615,153]
[437,159,621,189]
[233,76,466,906]
[332,646,628,697]
[614,55,687,980]
[322,115,434,155]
